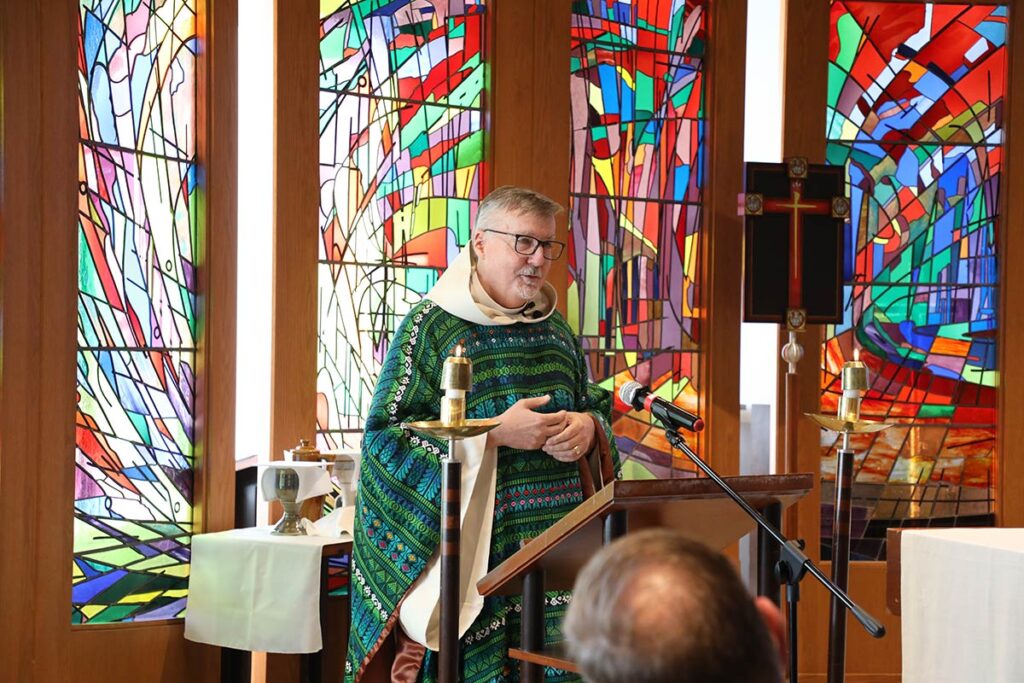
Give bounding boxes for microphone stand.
[663,429,885,683]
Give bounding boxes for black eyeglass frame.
[482,228,566,260]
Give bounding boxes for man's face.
[473,210,557,308]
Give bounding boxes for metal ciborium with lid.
[290,438,331,521]
[269,439,331,536]
[271,466,303,536]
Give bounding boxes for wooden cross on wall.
[742,157,848,330]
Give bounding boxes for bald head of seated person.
[564,529,786,683]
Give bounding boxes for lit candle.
[838,348,868,422]
[841,348,868,391]
[440,343,472,427]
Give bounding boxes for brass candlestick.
[806,349,890,441]
[806,347,890,683]
[403,343,500,439]
[401,344,498,683]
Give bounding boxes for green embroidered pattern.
[345,300,618,682]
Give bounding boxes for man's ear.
[471,228,485,259]
[754,596,787,673]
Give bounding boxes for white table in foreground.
[185,527,352,654]
[902,528,1024,683]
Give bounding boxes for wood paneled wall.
[0,0,238,680]
[703,0,747,475]
[269,0,321,464]
[999,0,1024,528]
[197,0,242,537]
[490,0,573,304]
[0,1,79,680]
[261,1,322,678]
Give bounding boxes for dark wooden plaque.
[743,158,846,327]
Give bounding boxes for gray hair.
[474,186,563,233]
[563,529,781,683]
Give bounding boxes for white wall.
[741,0,784,474]
[234,0,275,461]
[739,0,785,590]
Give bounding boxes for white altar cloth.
[184,526,351,653]
[902,528,1024,683]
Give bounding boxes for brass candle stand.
[402,345,497,683]
[806,349,890,683]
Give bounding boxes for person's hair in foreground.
[564,529,782,683]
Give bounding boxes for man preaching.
[345,186,619,682]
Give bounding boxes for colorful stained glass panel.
[570,0,706,476]
[828,3,1007,145]
[573,0,705,54]
[78,144,198,350]
[317,1,487,450]
[73,348,195,623]
[320,3,485,106]
[822,2,1006,561]
[827,142,1000,286]
[74,0,198,623]
[574,117,704,202]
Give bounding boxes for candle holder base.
[401,418,501,441]
[804,413,892,435]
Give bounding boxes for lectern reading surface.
[477,475,813,679]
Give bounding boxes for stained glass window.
[822,2,1006,560]
[317,0,487,450]
[569,0,706,478]
[73,0,198,623]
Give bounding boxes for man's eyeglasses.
[483,228,565,260]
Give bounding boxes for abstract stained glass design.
[569,1,706,478]
[74,0,198,623]
[822,2,1006,560]
[317,0,486,450]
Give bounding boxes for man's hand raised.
[487,395,566,451]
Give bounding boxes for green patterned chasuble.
[345,299,618,682]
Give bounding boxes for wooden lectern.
[477,474,813,681]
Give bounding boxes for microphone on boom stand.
[619,381,705,433]
[621,379,885,683]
